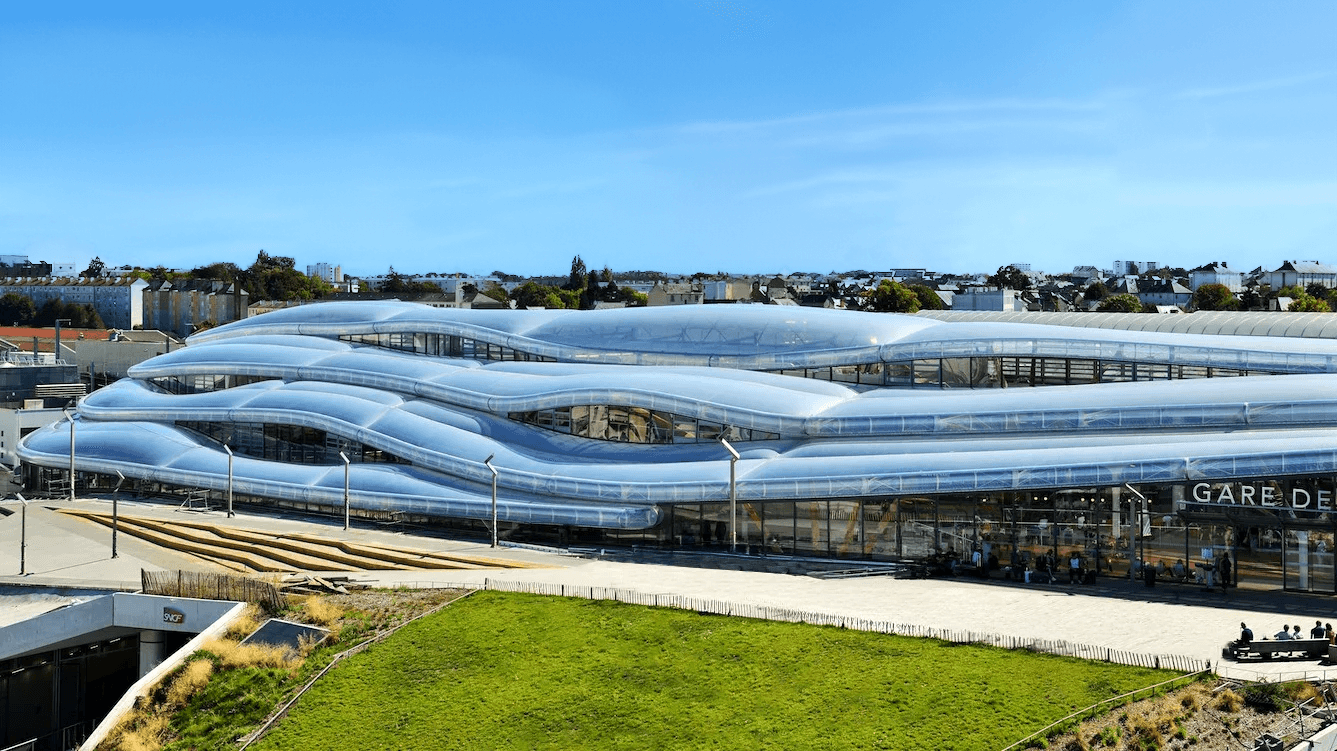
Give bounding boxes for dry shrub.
[296,631,324,657]
[224,603,263,640]
[302,595,345,627]
[1215,688,1244,712]
[1286,680,1323,706]
[202,637,296,670]
[1178,682,1210,712]
[115,714,169,751]
[1128,715,1163,749]
[164,659,213,708]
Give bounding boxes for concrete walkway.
[3,495,1335,682]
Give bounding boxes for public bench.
[1225,638,1329,661]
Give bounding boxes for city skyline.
[4,2,1335,278]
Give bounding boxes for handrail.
[237,590,474,749]
[1000,670,1211,751]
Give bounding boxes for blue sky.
[3,2,1334,278]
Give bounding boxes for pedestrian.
[1225,622,1254,660]
[1069,552,1081,584]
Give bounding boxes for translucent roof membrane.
[19,302,1337,530]
[189,302,1337,372]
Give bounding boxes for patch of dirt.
[326,587,468,630]
[1046,679,1334,750]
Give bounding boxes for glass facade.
[340,332,556,362]
[770,357,1269,389]
[176,420,406,465]
[648,478,1336,593]
[512,406,779,444]
[150,374,275,394]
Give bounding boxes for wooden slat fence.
[141,569,284,612]
[410,577,1210,675]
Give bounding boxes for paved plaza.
[3,496,1336,681]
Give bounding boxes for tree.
[909,284,944,310]
[1292,296,1332,313]
[1191,283,1240,311]
[188,262,241,284]
[1097,294,1142,312]
[511,282,579,309]
[1273,285,1332,312]
[480,284,509,304]
[987,265,1031,290]
[1084,281,1108,301]
[35,299,104,328]
[0,293,36,325]
[239,251,334,301]
[566,256,588,291]
[861,279,920,313]
[81,256,106,278]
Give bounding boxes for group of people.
[1265,621,1336,642]
[1134,553,1234,588]
[1229,620,1337,655]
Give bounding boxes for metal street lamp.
[1124,482,1147,582]
[483,454,498,548]
[64,409,75,502]
[720,438,740,553]
[112,471,124,559]
[340,452,351,530]
[223,445,235,518]
[18,493,27,575]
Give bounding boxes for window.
[513,406,777,444]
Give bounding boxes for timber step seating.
[60,509,547,574]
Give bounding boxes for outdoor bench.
[1225,638,1329,661]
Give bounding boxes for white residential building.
[1189,263,1243,293]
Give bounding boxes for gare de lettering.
[1192,482,1336,511]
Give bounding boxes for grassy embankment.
[237,590,1177,751]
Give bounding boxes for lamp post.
[112,471,124,559]
[340,452,351,530]
[484,454,497,547]
[18,493,27,575]
[224,445,234,518]
[64,409,75,502]
[1124,482,1146,582]
[720,438,740,553]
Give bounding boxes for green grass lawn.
[248,591,1173,751]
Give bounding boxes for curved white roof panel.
[21,302,1337,530]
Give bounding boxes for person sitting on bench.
[1274,624,1293,640]
[1312,621,1326,639]
[1172,559,1187,580]
[1225,622,1253,656]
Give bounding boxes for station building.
[19,302,1337,593]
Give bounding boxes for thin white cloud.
[1175,70,1335,100]
[1119,180,1337,207]
[781,116,1110,148]
[677,96,1112,136]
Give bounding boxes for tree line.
[0,294,105,328]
